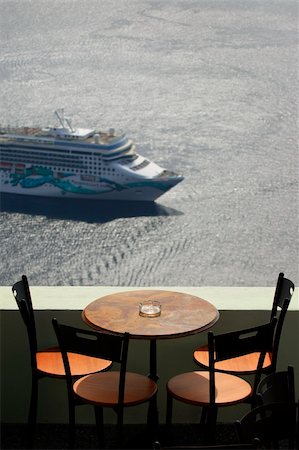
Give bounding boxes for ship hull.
[0,171,178,202]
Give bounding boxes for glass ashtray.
[139,300,161,318]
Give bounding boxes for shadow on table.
[0,193,183,223]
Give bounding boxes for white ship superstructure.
[0,110,183,201]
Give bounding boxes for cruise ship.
[0,110,183,201]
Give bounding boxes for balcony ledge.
[1,286,298,311]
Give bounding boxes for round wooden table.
[83,290,219,380]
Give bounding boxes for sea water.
[0,0,298,286]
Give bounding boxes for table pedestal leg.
[148,340,159,433]
[149,339,159,382]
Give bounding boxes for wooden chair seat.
[74,371,157,407]
[167,371,252,407]
[193,346,272,374]
[36,346,112,377]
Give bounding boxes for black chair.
[193,273,295,375]
[256,365,295,405]
[236,402,298,449]
[52,318,158,448]
[166,319,277,444]
[12,275,112,447]
[254,366,299,449]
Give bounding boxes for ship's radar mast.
[54,109,74,132]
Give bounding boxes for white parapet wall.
[1,286,298,425]
[3,285,299,311]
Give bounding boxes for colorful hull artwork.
[0,110,183,201]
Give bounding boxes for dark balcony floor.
[1,423,238,449]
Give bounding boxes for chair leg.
[147,393,159,430]
[116,406,124,448]
[94,406,104,448]
[200,406,207,428]
[204,406,218,444]
[27,373,38,449]
[147,395,159,442]
[166,393,173,433]
[68,399,76,449]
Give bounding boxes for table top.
[82,290,219,340]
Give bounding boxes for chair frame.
[236,401,298,449]
[256,365,295,406]
[12,276,51,448]
[52,318,157,447]
[193,272,294,375]
[166,319,277,444]
[268,273,294,372]
[13,276,39,372]
[12,275,112,448]
[208,318,276,404]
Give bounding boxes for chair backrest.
[52,318,129,404]
[236,402,298,449]
[270,273,295,371]
[12,275,38,365]
[256,365,295,405]
[208,318,277,403]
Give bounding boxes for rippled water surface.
[0,0,298,286]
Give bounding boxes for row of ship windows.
[1,146,129,162]
[1,157,114,170]
[131,159,150,171]
[3,145,102,158]
[13,166,116,174]
[2,151,90,163]
[49,167,116,173]
[1,167,131,181]
[1,148,103,161]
